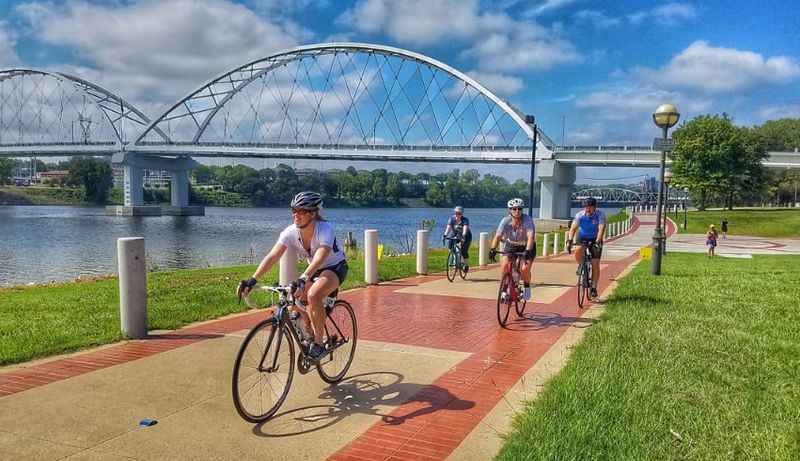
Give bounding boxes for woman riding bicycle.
[489,198,536,300]
[236,191,348,361]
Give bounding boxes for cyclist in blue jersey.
[489,198,536,300]
[567,197,606,299]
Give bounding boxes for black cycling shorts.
[503,243,535,261]
[313,260,348,285]
[579,238,602,259]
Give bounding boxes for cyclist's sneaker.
[308,342,328,361]
[523,287,531,300]
[464,264,469,273]
[590,288,598,299]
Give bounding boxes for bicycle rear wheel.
[232,318,295,423]
[446,250,458,282]
[317,300,358,383]
[459,260,468,279]
[497,273,513,327]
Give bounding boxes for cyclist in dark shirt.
[443,206,473,272]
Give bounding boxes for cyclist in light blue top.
[567,197,606,299]
[489,198,536,300]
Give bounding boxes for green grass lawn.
[675,208,800,237]
[497,253,800,460]
[0,249,453,366]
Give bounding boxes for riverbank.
[498,253,800,460]
[0,249,458,366]
[676,207,800,237]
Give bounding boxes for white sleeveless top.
[277,220,346,267]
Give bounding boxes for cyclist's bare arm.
[301,246,331,280]
[237,242,286,297]
[462,224,469,238]
[567,220,579,243]
[444,224,453,237]
[598,223,606,243]
[526,230,535,251]
[252,242,287,280]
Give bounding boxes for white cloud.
[634,41,800,93]
[523,0,579,18]
[17,0,307,105]
[466,70,524,96]
[576,86,711,119]
[573,10,621,28]
[338,0,581,72]
[758,104,800,120]
[628,2,697,26]
[0,21,21,67]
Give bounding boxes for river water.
[0,205,617,287]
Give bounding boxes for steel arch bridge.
[0,68,167,147]
[572,187,691,204]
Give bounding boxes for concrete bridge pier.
[106,153,204,216]
[539,159,575,220]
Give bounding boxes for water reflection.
[1,205,616,286]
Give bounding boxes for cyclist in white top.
[489,198,536,300]
[237,191,348,361]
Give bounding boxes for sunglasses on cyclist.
[291,208,311,215]
[510,207,522,211]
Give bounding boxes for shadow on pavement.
[503,311,599,331]
[252,371,474,437]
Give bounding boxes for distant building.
[111,166,171,189]
[39,170,69,185]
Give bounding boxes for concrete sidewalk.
[1,216,656,461]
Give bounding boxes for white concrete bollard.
[117,237,147,339]
[564,231,570,252]
[553,231,560,255]
[542,233,550,257]
[364,229,378,284]
[479,232,490,267]
[416,229,429,275]
[279,246,298,286]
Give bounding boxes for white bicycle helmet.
[454,206,464,213]
[507,197,524,208]
[290,191,323,210]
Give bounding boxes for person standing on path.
[721,218,728,239]
[706,224,718,257]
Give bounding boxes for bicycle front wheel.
[317,300,358,383]
[497,273,513,327]
[577,264,588,308]
[446,250,458,282]
[232,318,295,423]
[515,286,527,316]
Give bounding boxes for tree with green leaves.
[671,114,768,210]
[753,118,800,151]
[66,157,114,203]
[0,158,15,185]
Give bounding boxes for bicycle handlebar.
[241,282,298,309]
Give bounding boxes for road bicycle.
[444,235,468,282]
[495,249,528,326]
[571,240,600,308]
[232,282,357,423]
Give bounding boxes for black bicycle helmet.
[582,197,597,207]
[290,191,323,210]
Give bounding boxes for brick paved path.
[0,215,661,460]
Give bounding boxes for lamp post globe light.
[651,103,680,275]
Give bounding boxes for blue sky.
[1,0,798,183]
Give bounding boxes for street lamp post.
[662,169,672,254]
[651,104,680,275]
[683,187,689,230]
[525,115,537,218]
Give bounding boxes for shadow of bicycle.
[253,371,474,437]
[503,311,599,331]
